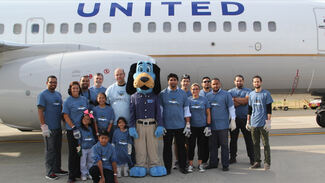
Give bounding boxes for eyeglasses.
[203,80,211,83]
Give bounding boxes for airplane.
[1,0,325,131]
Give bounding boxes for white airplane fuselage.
[1,0,325,130]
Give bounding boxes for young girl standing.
[79,110,96,181]
[112,117,133,177]
[93,93,115,137]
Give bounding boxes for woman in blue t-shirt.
[63,81,89,183]
[187,83,211,173]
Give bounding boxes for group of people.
[37,67,273,183]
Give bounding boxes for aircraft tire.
[316,114,325,128]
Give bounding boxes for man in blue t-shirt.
[228,75,254,165]
[37,75,67,180]
[80,75,97,110]
[160,73,191,175]
[247,75,273,170]
[181,74,192,97]
[90,73,107,96]
[206,78,236,171]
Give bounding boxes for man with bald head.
[105,68,130,138]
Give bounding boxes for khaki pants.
[134,123,162,168]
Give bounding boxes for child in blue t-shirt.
[93,92,115,138]
[112,117,133,177]
[90,130,118,183]
[78,110,96,181]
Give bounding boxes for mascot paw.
[130,167,147,177]
[150,166,167,177]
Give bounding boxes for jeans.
[209,129,229,168]
[44,129,62,175]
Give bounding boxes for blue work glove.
[72,126,81,139]
[154,126,166,138]
[203,126,212,137]
[129,127,139,139]
[183,123,191,138]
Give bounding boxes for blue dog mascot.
[126,61,166,177]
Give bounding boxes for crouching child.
[89,130,118,183]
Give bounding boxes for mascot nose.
[140,77,149,83]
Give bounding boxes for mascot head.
[126,61,161,95]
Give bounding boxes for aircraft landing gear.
[316,96,325,128]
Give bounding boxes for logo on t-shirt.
[118,90,125,96]
[78,106,86,110]
[147,99,154,103]
[169,98,179,104]
[210,102,220,107]
[98,117,107,121]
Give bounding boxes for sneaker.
[229,158,237,164]
[198,164,205,173]
[67,178,75,183]
[222,166,229,171]
[81,176,87,181]
[187,165,193,173]
[173,161,178,169]
[249,162,261,169]
[206,164,218,169]
[46,173,59,180]
[55,169,68,176]
[87,174,92,180]
[264,163,270,170]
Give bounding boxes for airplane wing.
[0,40,102,65]
[0,40,29,52]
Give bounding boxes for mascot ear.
[153,64,161,95]
[126,63,137,95]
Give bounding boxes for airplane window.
[74,23,82,34]
[60,23,69,34]
[46,23,54,34]
[148,22,156,33]
[238,21,246,32]
[253,21,262,32]
[103,23,111,33]
[223,21,231,32]
[268,21,276,32]
[133,22,141,33]
[178,22,186,32]
[163,22,171,32]
[0,24,4,34]
[208,21,216,32]
[13,24,22,34]
[89,23,97,33]
[31,24,39,34]
[193,22,201,32]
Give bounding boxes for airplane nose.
[140,77,149,83]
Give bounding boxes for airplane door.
[25,18,45,44]
[314,9,325,51]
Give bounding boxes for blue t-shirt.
[206,89,234,130]
[81,89,97,110]
[93,105,115,130]
[92,142,117,170]
[199,89,212,97]
[228,87,251,119]
[79,126,96,149]
[248,89,273,127]
[37,89,62,130]
[188,96,210,127]
[112,128,133,165]
[182,89,192,97]
[160,88,189,129]
[90,86,107,96]
[62,96,89,130]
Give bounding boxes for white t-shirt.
[105,83,130,125]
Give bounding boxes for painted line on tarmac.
[1,132,325,143]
